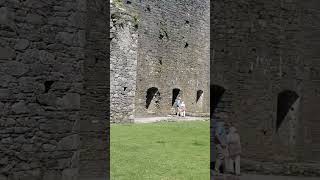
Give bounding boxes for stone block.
[0,175,7,180]
[62,168,78,180]
[0,89,10,100]
[37,94,58,107]
[57,134,79,150]
[26,13,44,24]
[11,101,28,114]
[4,62,28,76]
[57,93,80,110]
[14,39,29,50]
[56,32,75,46]
[0,47,15,60]
[43,170,62,180]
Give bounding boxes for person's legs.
[214,158,222,173]
[227,157,234,174]
[235,155,240,175]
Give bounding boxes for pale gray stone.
[5,62,29,76]
[0,47,15,60]
[42,143,56,151]
[43,170,62,180]
[57,134,79,150]
[14,135,27,143]
[21,144,34,152]
[56,32,74,46]
[1,137,12,144]
[5,118,15,126]
[14,39,29,50]
[0,175,7,180]
[62,168,78,180]
[57,93,80,110]
[37,94,58,106]
[11,101,28,114]
[0,157,8,165]
[26,13,43,24]
[39,50,55,65]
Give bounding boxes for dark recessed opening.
[172,88,181,106]
[185,20,189,24]
[184,43,189,48]
[159,59,162,65]
[248,69,252,74]
[276,90,299,131]
[146,87,159,109]
[123,87,127,91]
[262,129,267,135]
[44,81,54,93]
[126,0,131,4]
[210,85,226,118]
[164,31,168,39]
[252,48,256,52]
[146,5,151,11]
[196,90,203,103]
[159,34,164,39]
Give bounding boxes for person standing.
[174,96,182,116]
[214,123,228,175]
[180,101,186,117]
[227,126,241,176]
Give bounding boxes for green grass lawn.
[111,120,210,180]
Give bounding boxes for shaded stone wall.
[126,0,210,117]
[211,0,320,176]
[0,0,109,179]
[79,0,109,179]
[110,2,138,123]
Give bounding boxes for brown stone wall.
[0,0,109,179]
[128,0,210,117]
[0,0,84,179]
[110,2,138,123]
[80,0,109,179]
[211,0,320,176]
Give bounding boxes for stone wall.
[110,2,138,123]
[0,0,109,179]
[211,0,320,176]
[80,0,109,179]
[125,0,210,117]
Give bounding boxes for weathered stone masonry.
[0,0,109,179]
[211,0,320,176]
[110,0,210,122]
[110,2,138,123]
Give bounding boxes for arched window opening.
[276,90,299,131]
[210,85,226,118]
[172,88,182,106]
[196,90,204,103]
[211,85,226,112]
[146,87,160,109]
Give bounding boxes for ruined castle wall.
[79,0,109,178]
[127,0,210,117]
[110,2,138,123]
[211,0,320,176]
[0,0,84,179]
[0,0,109,179]
[299,0,320,164]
